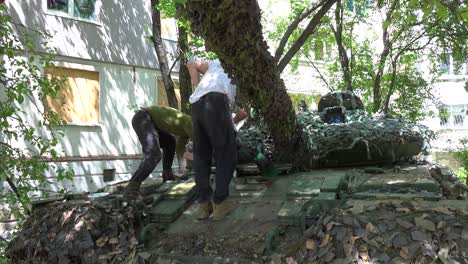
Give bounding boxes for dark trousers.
[129,109,175,183]
[191,92,237,204]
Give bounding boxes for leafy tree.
[268,0,467,120]
[0,4,73,223]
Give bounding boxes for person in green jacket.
[124,105,192,199]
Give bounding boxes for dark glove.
[255,152,273,173]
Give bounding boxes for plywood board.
[45,66,100,124]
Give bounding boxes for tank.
[237,91,430,167]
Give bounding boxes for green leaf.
[436,3,449,20]
[408,0,418,8]
[17,94,24,104]
[383,20,390,29]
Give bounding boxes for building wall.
[4,1,182,193]
[5,54,169,193]
[6,0,179,69]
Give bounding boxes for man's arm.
[188,61,209,86]
[233,109,248,124]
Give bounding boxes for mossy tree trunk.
[186,0,309,165]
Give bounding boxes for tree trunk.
[383,57,399,113]
[177,5,191,114]
[150,0,178,109]
[372,42,389,112]
[186,0,310,166]
[332,0,352,91]
[372,2,396,113]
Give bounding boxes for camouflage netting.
[317,91,364,112]
[237,109,432,166]
[7,197,141,264]
[285,201,468,263]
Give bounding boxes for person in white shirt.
[188,59,237,221]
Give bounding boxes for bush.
[453,150,468,184]
[1,3,73,259]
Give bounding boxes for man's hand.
[183,151,193,161]
[176,156,188,179]
[233,109,248,124]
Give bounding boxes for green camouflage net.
[237,110,432,166]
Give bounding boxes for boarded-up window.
[45,67,100,124]
[157,79,181,109]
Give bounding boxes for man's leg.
[192,100,214,202]
[191,99,215,219]
[158,129,177,181]
[126,110,162,196]
[201,93,237,204]
[194,93,237,220]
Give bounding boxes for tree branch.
[5,176,30,216]
[303,51,330,89]
[372,0,398,112]
[332,0,352,91]
[274,0,328,63]
[277,0,338,73]
[168,55,180,79]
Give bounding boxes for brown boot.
[212,199,236,221]
[123,181,143,200]
[193,201,213,220]
[162,170,176,182]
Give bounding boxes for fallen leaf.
[415,217,435,232]
[366,222,380,234]
[437,221,447,229]
[319,234,331,248]
[358,245,368,260]
[355,228,368,238]
[108,237,119,244]
[400,247,410,260]
[96,237,108,247]
[420,241,435,256]
[462,229,468,240]
[342,215,354,226]
[396,218,414,229]
[138,252,151,260]
[374,252,391,262]
[328,221,343,229]
[323,252,335,262]
[306,239,316,250]
[410,230,429,241]
[351,204,365,214]
[393,235,410,248]
[432,207,451,215]
[334,226,347,240]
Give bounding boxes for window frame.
[438,104,468,129]
[44,0,101,25]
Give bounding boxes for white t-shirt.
[189,60,236,106]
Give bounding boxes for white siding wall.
[4,1,179,193]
